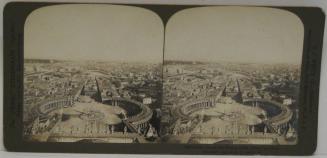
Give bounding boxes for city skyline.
[24,58,163,64]
[25,57,302,65]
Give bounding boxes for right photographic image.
[161,6,304,145]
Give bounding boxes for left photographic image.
[23,4,164,143]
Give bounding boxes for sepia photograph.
[0,1,327,157]
[23,4,163,143]
[161,7,303,145]
[3,1,325,155]
[23,4,305,146]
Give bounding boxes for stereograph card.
[3,2,325,155]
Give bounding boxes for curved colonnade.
[35,96,153,133]
[102,97,153,131]
[173,97,293,134]
[173,97,216,121]
[243,98,293,132]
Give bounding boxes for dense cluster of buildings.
[23,59,299,144]
[24,60,85,125]
[23,60,162,143]
[162,61,299,144]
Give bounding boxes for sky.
[24,4,164,62]
[25,5,304,64]
[165,6,304,64]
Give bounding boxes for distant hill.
[25,59,60,63]
[164,60,206,65]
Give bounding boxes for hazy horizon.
[163,59,301,65]
[24,57,162,64]
[25,57,300,65]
